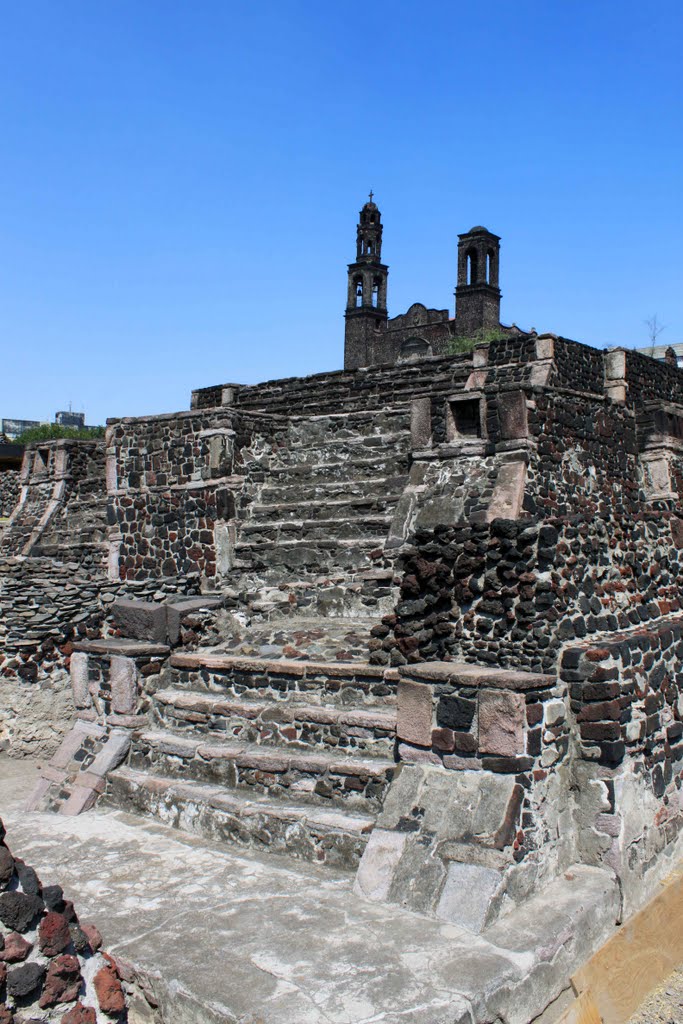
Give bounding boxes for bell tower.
[454,226,502,337]
[344,194,389,369]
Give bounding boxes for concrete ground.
[0,755,622,1024]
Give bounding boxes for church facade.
[344,196,520,369]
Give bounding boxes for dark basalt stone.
[6,960,46,999]
[14,859,41,896]
[0,891,44,933]
[42,884,65,912]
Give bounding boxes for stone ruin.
[1,208,683,1020]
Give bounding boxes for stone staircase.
[230,407,412,621]
[105,406,413,869]
[106,654,398,870]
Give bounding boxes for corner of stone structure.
[354,661,574,933]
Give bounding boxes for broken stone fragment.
[69,922,90,952]
[61,1003,97,1024]
[39,953,82,1008]
[81,922,103,951]
[38,910,72,956]
[93,961,126,1014]
[0,931,32,963]
[0,891,44,932]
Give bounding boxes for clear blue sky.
[1,1,681,425]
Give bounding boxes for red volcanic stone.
[0,931,32,963]
[61,1004,97,1024]
[585,647,611,662]
[39,954,82,1008]
[38,911,71,956]
[0,960,6,986]
[81,923,103,951]
[93,963,126,1015]
[0,1004,13,1023]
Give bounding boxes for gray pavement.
[0,755,621,1024]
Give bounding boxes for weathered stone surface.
[354,829,407,902]
[478,689,526,757]
[436,861,504,932]
[109,655,138,714]
[111,599,167,643]
[396,679,433,746]
[70,651,91,709]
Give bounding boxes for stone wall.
[384,371,683,672]
[0,471,20,519]
[564,617,683,914]
[107,407,289,584]
[191,352,476,415]
[0,558,112,759]
[1,440,106,566]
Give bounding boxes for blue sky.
[1,1,681,425]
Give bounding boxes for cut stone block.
[70,652,91,709]
[110,657,138,715]
[410,398,432,450]
[353,829,407,902]
[89,731,131,777]
[110,599,167,643]
[61,785,98,816]
[435,860,504,933]
[486,460,527,522]
[478,689,526,757]
[396,679,433,746]
[166,597,222,646]
[497,391,528,440]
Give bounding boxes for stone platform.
[1,756,623,1024]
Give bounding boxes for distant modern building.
[0,417,43,439]
[634,343,683,369]
[0,410,89,439]
[55,410,86,429]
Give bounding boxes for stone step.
[130,729,396,811]
[265,455,411,486]
[233,570,397,619]
[233,536,388,573]
[170,651,398,707]
[279,434,411,465]
[249,495,402,523]
[238,515,393,543]
[107,766,375,870]
[258,475,408,504]
[152,689,397,757]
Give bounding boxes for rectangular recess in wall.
[446,394,484,441]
